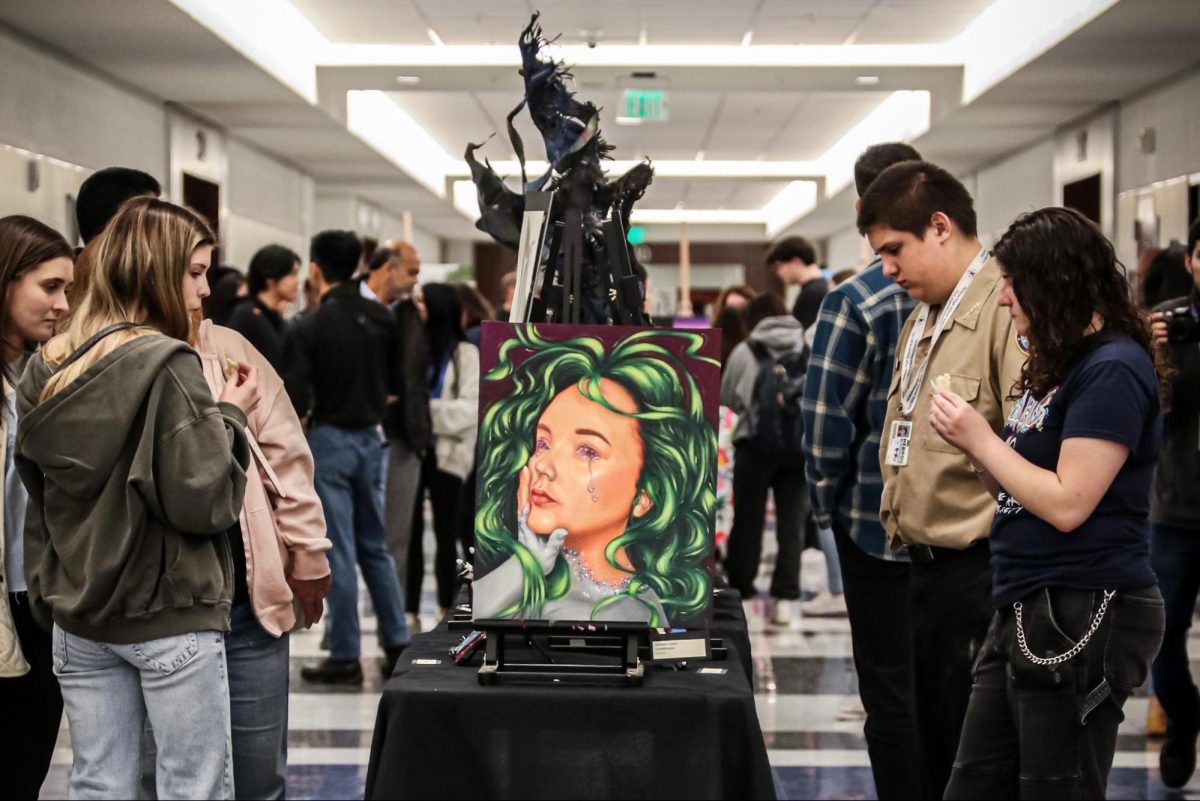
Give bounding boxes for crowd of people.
[0,133,1197,800]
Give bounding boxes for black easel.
[475,619,646,686]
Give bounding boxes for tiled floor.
[39,550,1200,800]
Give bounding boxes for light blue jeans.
[53,625,233,800]
[308,423,409,660]
[140,602,288,799]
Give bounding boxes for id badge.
[885,420,912,467]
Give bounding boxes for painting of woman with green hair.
[471,323,720,629]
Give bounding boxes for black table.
[364,590,775,800]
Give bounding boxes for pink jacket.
[195,320,330,636]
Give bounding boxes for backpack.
[746,339,808,464]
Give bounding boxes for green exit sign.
[621,89,669,122]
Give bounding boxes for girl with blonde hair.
[16,197,259,799]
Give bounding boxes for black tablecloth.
[364,590,775,800]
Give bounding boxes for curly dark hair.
[993,207,1151,399]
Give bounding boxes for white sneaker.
[770,599,794,627]
[800,590,848,618]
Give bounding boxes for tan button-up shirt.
[879,255,1027,550]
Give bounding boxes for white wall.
[974,138,1057,245]
[0,27,166,181]
[223,139,313,267]
[1114,69,1200,270]
[824,227,869,272]
[1054,107,1117,238]
[0,26,166,241]
[1117,70,1200,193]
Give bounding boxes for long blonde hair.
[42,197,214,399]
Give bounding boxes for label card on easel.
[648,629,711,663]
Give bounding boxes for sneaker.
[800,590,848,618]
[770,599,794,628]
[382,644,407,679]
[406,612,423,634]
[300,658,363,686]
[1160,721,1200,789]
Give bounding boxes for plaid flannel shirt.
[801,259,916,560]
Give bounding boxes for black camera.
[1164,306,1200,344]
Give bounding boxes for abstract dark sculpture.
[466,12,654,325]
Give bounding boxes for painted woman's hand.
[929,390,994,456]
[516,465,567,575]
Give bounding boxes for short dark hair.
[247,244,300,295]
[367,247,397,273]
[854,142,922,197]
[309,230,360,284]
[766,237,816,267]
[76,167,162,243]
[856,160,977,238]
[1189,217,1200,255]
[744,292,788,332]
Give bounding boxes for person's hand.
[1150,311,1169,349]
[218,362,261,415]
[287,573,331,628]
[219,362,261,415]
[516,465,567,575]
[929,390,993,456]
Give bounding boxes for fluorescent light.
[740,30,754,47]
[426,27,446,47]
[168,0,327,103]
[395,75,421,85]
[764,91,931,237]
[615,116,644,126]
[952,0,1119,103]
[319,43,959,68]
[445,160,824,179]
[855,75,880,85]
[453,180,481,220]
[345,91,457,196]
[631,209,768,225]
[762,182,820,236]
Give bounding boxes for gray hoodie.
[15,335,250,643]
[720,315,805,443]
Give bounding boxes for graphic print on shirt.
[995,387,1060,517]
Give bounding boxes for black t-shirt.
[226,521,250,607]
[989,334,1161,607]
[792,278,829,330]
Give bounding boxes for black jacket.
[1151,294,1200,528]
[226,296,287,371]
[390,298,432,452]
[283,281,402,429]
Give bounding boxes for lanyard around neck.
[898,249,989,416]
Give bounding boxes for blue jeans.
[816,525,844,594]
[308,424,409,660]
[1150,523,1200,731]
[53,625,233,800]
[140,603,289,800]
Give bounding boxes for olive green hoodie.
[15,335,250,644]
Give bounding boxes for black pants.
[1149,523,1200,733]
[724,445,807,600]
[0,593,63,800]
[910,540,993,800]
[406,449,465,612]
[946,585,1165,800]
[834,526,926,800]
